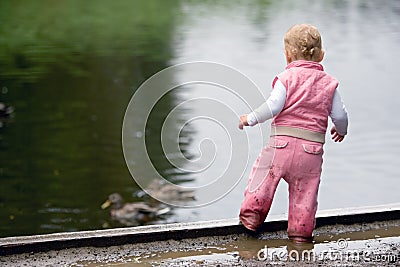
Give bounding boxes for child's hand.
[238,115,249,130]
[330,127,345,142]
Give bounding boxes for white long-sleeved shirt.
[246,79,348,136]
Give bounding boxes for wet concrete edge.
[1,203,399,256]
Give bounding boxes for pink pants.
[239,136,323,240]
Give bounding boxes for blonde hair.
[284,24,322,62]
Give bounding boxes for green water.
[0,0,182,236]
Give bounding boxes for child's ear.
[285,49,291,64]
[318,50,325,62]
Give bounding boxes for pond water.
[0,0,399,237]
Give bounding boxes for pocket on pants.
[270,137,289,149]
[302,143,323,155]
[299,142,323,174]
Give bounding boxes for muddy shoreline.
[1,219,399,266]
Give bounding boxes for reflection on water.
[0,0,400,237]
[0,0,180,236]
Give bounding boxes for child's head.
[284,24,324,63]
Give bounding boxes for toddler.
[238,24,348,243]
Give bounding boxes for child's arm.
[331,127,345,142]
[238,80,286,130]
[238,115,248,130]
[329,89,348,142]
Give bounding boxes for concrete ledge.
[1,203,399,256]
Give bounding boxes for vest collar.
[286,60,324,71]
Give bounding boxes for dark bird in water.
[138,179,196,203]
[101,193,170,226]
[0,102,14,118]
[0,102,14,128]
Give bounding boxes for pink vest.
[272,60,338,136]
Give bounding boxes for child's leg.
[287,173,320,242]
[239,137,288,231]
[286,139,323,241]
[239,169,281,231]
